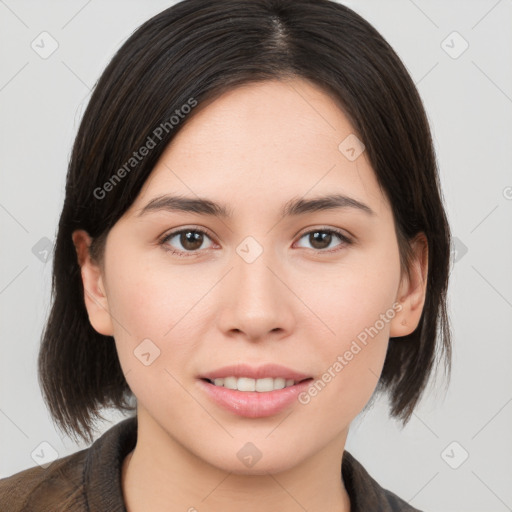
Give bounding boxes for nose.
[216,249,295,342]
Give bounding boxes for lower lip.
[197,378,313,418]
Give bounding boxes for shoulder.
[0,416,137,512]
[342,450,424,512]
[0,448,89,512]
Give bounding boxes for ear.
[72,229,114,336]
[390,232,428,337]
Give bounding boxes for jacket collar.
[83,415,137,511]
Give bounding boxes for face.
[75,78,426,476]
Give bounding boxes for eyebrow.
[137,193,375,218]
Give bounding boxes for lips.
[198,378,314,418]
[197,363,314,418]
[198,363,312,382]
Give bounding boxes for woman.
[0,0,451,510]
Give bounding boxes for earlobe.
[72,229,114,336]
[390,233,428,338]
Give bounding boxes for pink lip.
[198,363,311,381]
[197,378,313,418]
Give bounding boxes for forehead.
[129,78,388,218]
[167,78,353,160]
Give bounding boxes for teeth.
[212,377,297,391]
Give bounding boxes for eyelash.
[159,226,353,258]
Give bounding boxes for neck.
[121,407,351,512]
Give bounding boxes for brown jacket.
[0,416,423,511]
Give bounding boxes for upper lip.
[199,363,312,382]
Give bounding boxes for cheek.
[105,251,183,336]
[105,268,196,413]
[101,252,180,381]
[296,251,401,413]
[103,251,216,394]
[307,252,401,344]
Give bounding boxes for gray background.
[1,1,511,511]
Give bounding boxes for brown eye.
[309,231,333,250]
[162,228,214,254]
[179,231,204,251]
[295,228,351,252]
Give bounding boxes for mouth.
[197,376,315,418]
[197,362,315,413]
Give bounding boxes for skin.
[73,77,428,512]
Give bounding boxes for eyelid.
[294,225,353,243]
[162,224,217,241]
